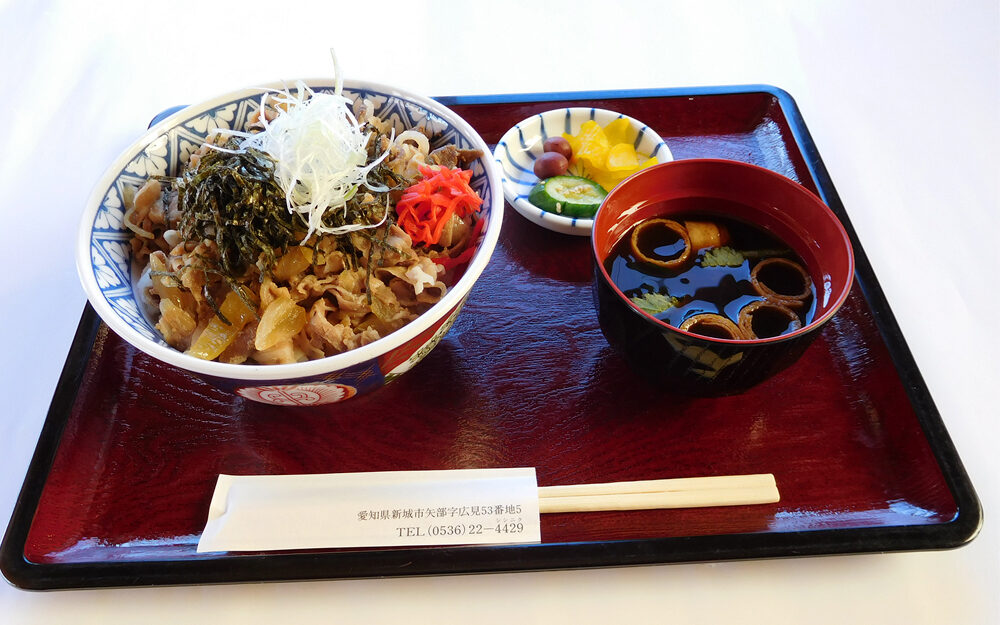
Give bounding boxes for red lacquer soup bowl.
[591,159,855,395]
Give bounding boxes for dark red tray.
[1,86,981,590]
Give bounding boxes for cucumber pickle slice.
[528,175,608,218]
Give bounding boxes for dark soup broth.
[605,200,816,340]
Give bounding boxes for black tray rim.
[0,84,982,590]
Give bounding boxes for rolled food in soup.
[604,200,816,341]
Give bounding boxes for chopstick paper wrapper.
[197,470,778,553]
[197,468,542,553]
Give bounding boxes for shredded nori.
[174,143,301,281]
[159,128,409,322]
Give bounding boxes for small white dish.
[493,107,672,236]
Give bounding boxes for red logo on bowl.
[236,384,357,406]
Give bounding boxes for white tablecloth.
[1,0,997,622]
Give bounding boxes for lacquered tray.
[1,86,981,590]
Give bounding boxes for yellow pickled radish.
[561,132,581,156]
[637,155,658,170]
[591,153,662,192]
[602,118,633,146]
[186,289,257,361]
[588,169,631,193]
[254,295,307,351]
[556,117,662,194]
[573,120,611,169]
[606,143,641,171]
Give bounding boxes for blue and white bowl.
[76,79,503,406]
[493,107,672,236]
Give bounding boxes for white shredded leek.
[211,55,394,242]
[330,48,343,97]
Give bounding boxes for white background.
[1,0,997,622]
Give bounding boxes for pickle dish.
[493,107,671,236]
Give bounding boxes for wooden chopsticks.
[537,473,779,513]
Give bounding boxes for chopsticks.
[537,473,779,513]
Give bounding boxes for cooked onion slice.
[394,129,430,155]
